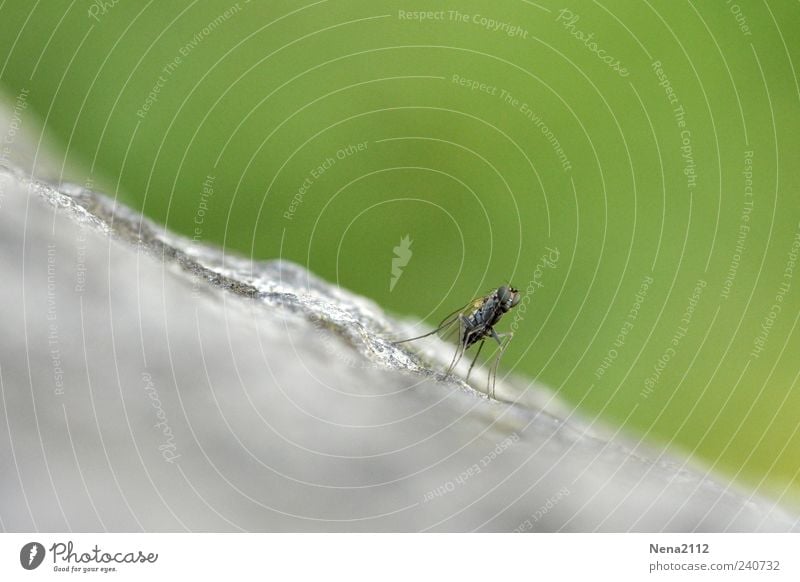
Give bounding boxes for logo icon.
[20,542,45,570]
[390,234,413,292]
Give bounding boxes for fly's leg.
[394,317,458,344]
[466,338,486,383]
[488,329,513,399]
[446,315,471,378]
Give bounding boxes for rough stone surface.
[0,164,797,533]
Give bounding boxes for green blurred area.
[2,0,799,503]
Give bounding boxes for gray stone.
[0,165,796,532]
[0,91,796,531]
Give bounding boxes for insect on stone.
[395,285,521,398]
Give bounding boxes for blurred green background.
[1,0,799,505]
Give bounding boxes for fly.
[395,285,521,398]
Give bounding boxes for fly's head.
[497,285,521,313]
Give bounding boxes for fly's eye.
[497,285,510,302]
[510,291,521,308]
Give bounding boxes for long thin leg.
[446,315,470,376]
[393,329,440,344]
[466,338,486,383]
[488,329,513,399]
[394,318,457,344]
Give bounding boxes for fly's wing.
[435,295,491,341]
[432,302,470,342]
[394,296,484,344]
[393,303,466,344]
